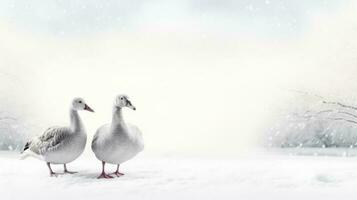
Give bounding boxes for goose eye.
[78,101,82,103]
[120,97,124,100]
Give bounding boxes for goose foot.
[97,161,114,179]
[111,171,125,177]
[97,173,114,179]
[63,164,77,174]
[64,170,78,174]
[111,164,124,177]
[47,162,61,177]
[50,172,60,177]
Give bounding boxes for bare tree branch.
[287,89,357,112]
[293,109,335,119]
[290,110,357,125]
[285,89,324,100]
[314,109,357,119]
[325,117,357,125]
[271,89,357,148]
[322,100,357,111]
[338,111,357,119]
[316,109,335,115]
[289,113,357,125]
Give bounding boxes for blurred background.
[1,0,357,157]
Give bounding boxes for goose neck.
[70,108,84,133]
[112,107,126,129]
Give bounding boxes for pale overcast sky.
[0,0,350,38]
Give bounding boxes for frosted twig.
[293,114,357,125]
[291,109,357,125]
[315,110,357,119]
[325,117,357,125]
[322,101,357,111]
[287,89,357,112]
[285,89,324,99]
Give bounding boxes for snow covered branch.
[266,90,357,148]
[292,109,357,124]
[325,117,357,125]
[288,89,357,108]
[322,100,357,111]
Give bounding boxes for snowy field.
[2,151,357,200]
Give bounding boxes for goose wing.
[127,123,144,151]
[91,124,109,151]
[30,126,70,155]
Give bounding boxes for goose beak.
[84,104,94,112]
[127,100,136,111]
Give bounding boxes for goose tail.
[20,150,43,160]
[21,141,31,153]
[20,141,43,160]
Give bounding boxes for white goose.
[91,95,144,178]
[22,97,94,176]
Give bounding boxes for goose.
[21,97,94,176]
[91,94,144,179]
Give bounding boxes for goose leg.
[63,164,78,174]
[97,161,113,179]
[47,162,58,177]
[111,164,124,177]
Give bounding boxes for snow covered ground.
[2,151,357,200]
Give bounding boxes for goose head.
[71,97,94,112]
[114,94,136,110]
